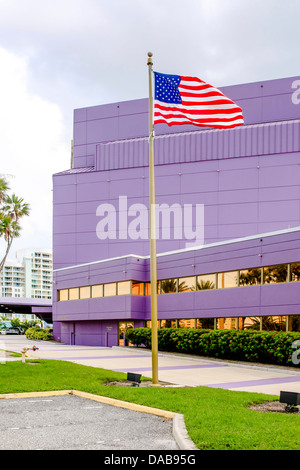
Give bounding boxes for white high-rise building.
[0,249,52,300]
[0,258,24,298]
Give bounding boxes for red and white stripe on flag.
[154,72,244,129]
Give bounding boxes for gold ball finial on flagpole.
[147,52,153,66]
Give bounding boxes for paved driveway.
[0,393,178,450]
[2,335,300,395]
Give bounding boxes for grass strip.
[1,359,299,450]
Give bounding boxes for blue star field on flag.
[154,73,182,104]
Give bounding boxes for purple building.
[52,75,300,346]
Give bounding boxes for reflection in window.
[119,321,134,346]
[58,289,68,301]
[69,287,79,300]
[197,274,216,290]
[263,265,288,284]
[239,268,261,286]
[145,320,160,328]
[243,316,287,331]
[117,281,131,295]
[132,282,144,296]
[290,263,300,282]
[178,277,195,292]
[287,315,300,332]
[104,283,116,297]
[145,282,159,296]
[243,317,261,330]
[161,279,178,294]
[91,284,103,298]
[178,319,194,328]
[79,286,91,299]
[144,315,299,332]
[216,317,239,330]
[195,318,214,329]
[217,272,238,289]
[262,316,286,331]
[160,319,177,328]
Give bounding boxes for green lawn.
[1,359,299,450]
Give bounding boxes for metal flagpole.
[147,52,159,385]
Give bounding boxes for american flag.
[154,72,244,129]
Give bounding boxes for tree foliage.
[0,177,30,272]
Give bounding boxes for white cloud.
[0,47,69,256]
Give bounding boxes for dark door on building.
[70,323,75,345]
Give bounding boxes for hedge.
[25,327,53,341]
[125,327,300,367]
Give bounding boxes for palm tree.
[239,268,261,286]
[0,185,30,273]
[160,279,191,294]
[161,279,178,294]
[197,279,215,290]
[0,178,9,203]
[244,316,286,331]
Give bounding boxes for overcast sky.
[0,0,299,258]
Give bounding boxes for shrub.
[25,327,53,341]
[126,327,152,348]
[125,327,300,367]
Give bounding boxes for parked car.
[1,327,25,335]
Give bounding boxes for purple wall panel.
[87,119,119,144]
[260,284,300,315]
[53,185,76,204]
[73,122,86,146]
[53,152,300,269]
[53,245,76,269]
[180,171,217,193]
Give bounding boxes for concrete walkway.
[2,335,300,396]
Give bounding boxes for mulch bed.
[249,401,300,414]
[102,381,152,387]
[102,381,189,388]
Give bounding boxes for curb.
[173,414,198,451]
[0,390,73,399]
[0,389,198,451]
[71,389,176,419]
